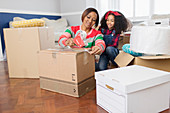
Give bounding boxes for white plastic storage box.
[95,65,170,113]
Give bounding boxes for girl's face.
[106,15,115,30]
[82,12,97,29]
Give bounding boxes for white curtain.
[94,0,170,20]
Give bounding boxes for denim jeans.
[96,46,119,71]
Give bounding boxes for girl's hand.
[65,38,74,47]
[89,46,102,55]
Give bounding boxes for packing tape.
[49,47,92,65]
[83,52,88,65]
[18,28,23,43]
[52,53,56,58]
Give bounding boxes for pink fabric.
[105,11,121,20]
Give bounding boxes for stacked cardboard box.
[3,27,55,78]
[38,48,96,97]
[118,33,130,50]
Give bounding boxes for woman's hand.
[89,46,102,55]
[65,38,74,47]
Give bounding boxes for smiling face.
[82,11,97,29]
[106,15,115,30]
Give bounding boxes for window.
[96,0,109,18]
[119,0,133,18]
[95,0,169,21]
[154,0,170,14]
[135,0,150,17]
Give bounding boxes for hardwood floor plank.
[0,61,169,113]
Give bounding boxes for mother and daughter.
[58,8,128,71]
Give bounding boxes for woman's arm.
[58,28,73,47]
[90,33,106,55]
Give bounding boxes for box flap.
[95,65,170,94]
[114,51,134,67]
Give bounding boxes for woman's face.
[106,15,115,30]
[82,12,97,29]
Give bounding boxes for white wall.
[60,0,86,26]
[60,0,96,26]
[0,0,96,25]
[0,0,61,14]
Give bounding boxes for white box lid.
[95,65,170,94]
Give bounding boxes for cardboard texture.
[40,76,95,97]
[3,27,55,78]
[118,34,130,50]
[115,51,170,72]
[95,65,170,113]
[38,49,95,97]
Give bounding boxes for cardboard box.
[3,27,55,78]
[38,48,95,97]
[95,65,170,113]
[115,51,170,72]
[118,33,130,50]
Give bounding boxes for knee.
[106,46,119,55]
[99,64,107,71]
[105,47,112,54]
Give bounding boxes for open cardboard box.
[38,48,96,97]
[114,51,170,72]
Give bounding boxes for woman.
[58,8,105,56]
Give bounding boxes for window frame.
[95,0,169,22]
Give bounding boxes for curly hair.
[100,11,128,34]
[81,8,99,27]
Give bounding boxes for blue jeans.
[96,46,119,71]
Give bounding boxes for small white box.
[95,65,170,113]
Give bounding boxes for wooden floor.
[0,61,169,113]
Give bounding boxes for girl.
[97,11,128,71]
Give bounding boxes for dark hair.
[100,11,128,34]
[81,8,99,27]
